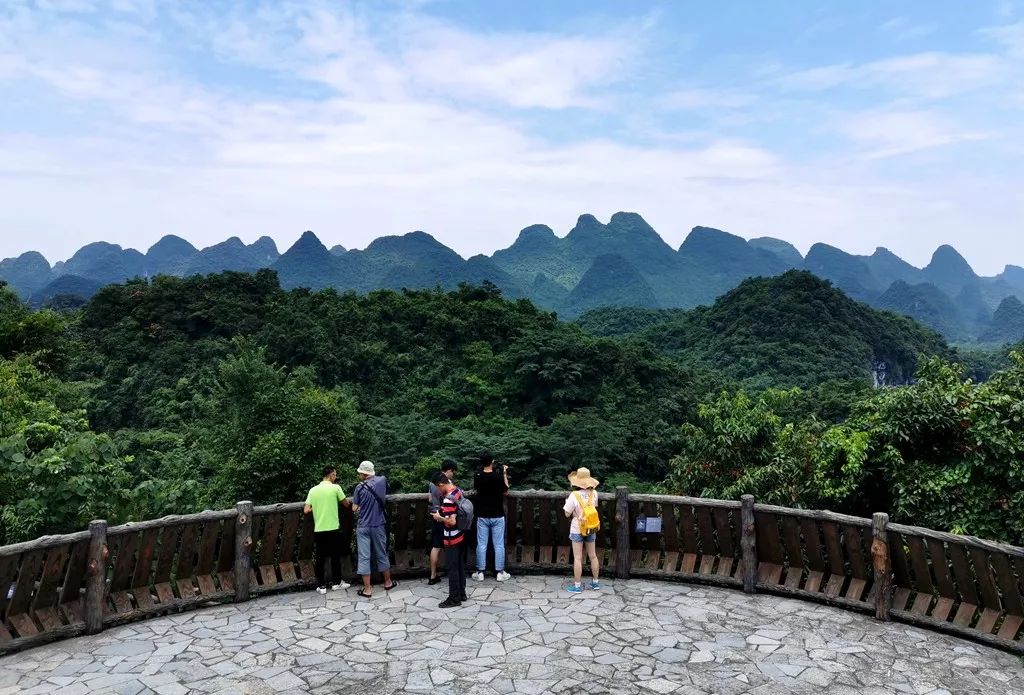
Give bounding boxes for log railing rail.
[1,489,1022,656]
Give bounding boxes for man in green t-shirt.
[304,466,351,594]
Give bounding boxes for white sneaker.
[496,571,511,582]
[471,571,485,581]
[330,582,350,591]
[316,586,328,595]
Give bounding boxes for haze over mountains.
[3,212,1024,344]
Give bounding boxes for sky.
[2,1,1023,275]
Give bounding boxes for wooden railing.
[1,489,1022,656]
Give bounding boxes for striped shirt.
[440,487,465,547]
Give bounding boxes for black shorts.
[431,521,445,549]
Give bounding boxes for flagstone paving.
[1,577,1022,694]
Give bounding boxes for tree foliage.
[666,355,1024,543]
[3,268,1022,546]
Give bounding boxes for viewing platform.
[3,576,1021,695]
[2,490,1024,692]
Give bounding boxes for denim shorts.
[569,532,597,544]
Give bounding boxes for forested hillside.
[3,271,1023,547]
[0,272,702,543]
[579,271,951,389]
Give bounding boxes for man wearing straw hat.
[351,461,398,598]
[563,467,601,594]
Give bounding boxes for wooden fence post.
[740,495,757,594]
[614,487,631,580]
[871,512,891,621]
[235,502,253,602]
[85,520,107,635]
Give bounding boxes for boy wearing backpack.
[563,467,602,594]
[431,471,472,607]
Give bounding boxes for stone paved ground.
[2,577,1022,695]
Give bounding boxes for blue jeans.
[356,526,390,575]
[476,517,506,572]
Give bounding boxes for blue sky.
[1,0,1023,274]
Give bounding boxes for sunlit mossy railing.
[1,490,1022,656]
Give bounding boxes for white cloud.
[158,2,636,109]
[984,20,1024,59]
[659,87,757,111]
[780,52,1006,98]
[0,2,1023,275]
[880,17,937,41]
[833,109,991,159]
[402,25,632,109]
[34,0,97,13]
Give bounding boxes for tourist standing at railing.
[431,471,468,607]
[472,452,511,582]
[352,461,398,598]
[428,459,457,586]
[563,467,602,594]
[303,466,351,594]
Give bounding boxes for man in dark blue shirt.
[351,461,397,598]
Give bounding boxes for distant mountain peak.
[749,237,802,267]
[803,243,879,300]
[4,250,50,268]
[359,231,464,269]
[148,234,196,254]
[514,224,557,244]
[567,214,604,238]
[273,230,338,290]
[250,235,279,250]
[926,244,975,276]
[680,226,747,252]
[367,230,451,251]
[608,211,655,233]
[923,244,977,296]
[291,230,324,248]
[980,294,1024,344]
[806,242,844,256]
[145,235,197,277]
[805,242,868,268]
[70,240,126,257]
[1003,264,1024,287]
[217,237,247,250]
[0,250,52,298]
[330,245,347,256]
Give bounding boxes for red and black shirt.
[440,487,465,547]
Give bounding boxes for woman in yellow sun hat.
[562,467,601,594]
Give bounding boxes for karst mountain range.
[3,212,1024,344]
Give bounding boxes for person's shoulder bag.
[357,481,392,546]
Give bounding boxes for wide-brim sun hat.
[568,467,599,489]
[357,460,375,476]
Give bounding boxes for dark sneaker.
[439,598,462,608]
[459,594,468,602]
[428,576,441,585]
